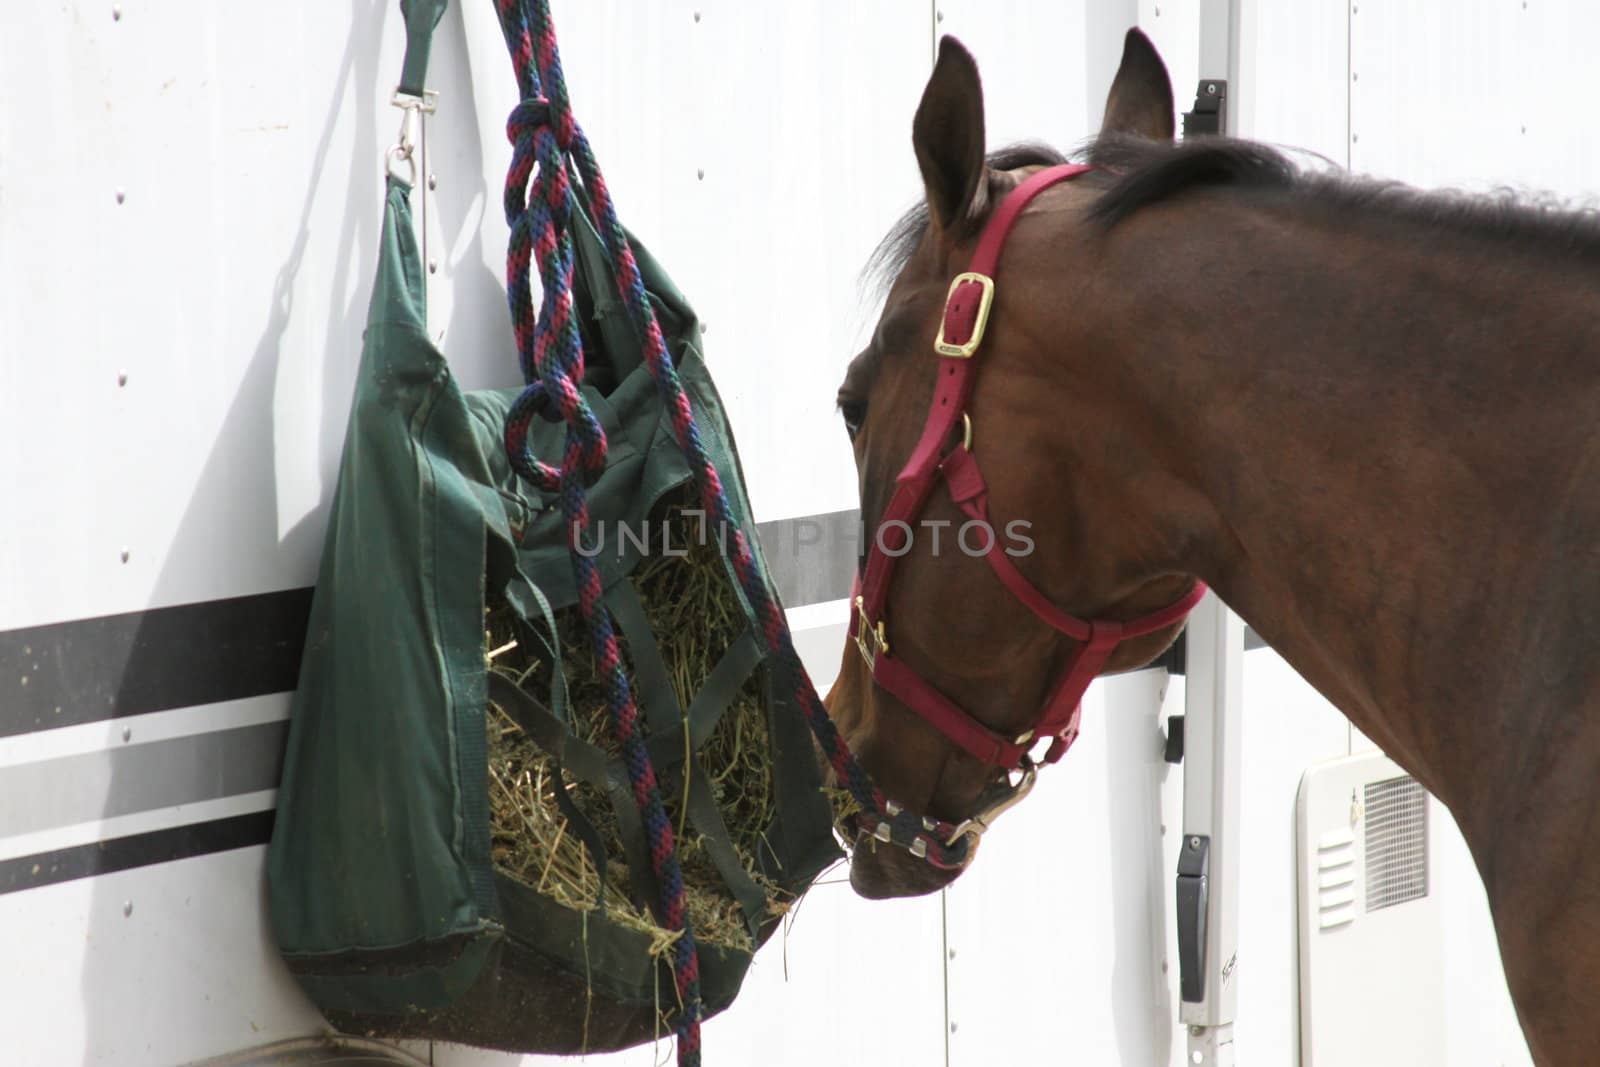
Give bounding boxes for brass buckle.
[945,759,1038,846]
[854,595,889,668]
[933,272,996,358]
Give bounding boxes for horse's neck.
[1080,202,1600,855]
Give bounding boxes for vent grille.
[1363,776,1428,911]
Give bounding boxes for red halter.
[851,163,1208,773]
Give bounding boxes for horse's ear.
[1101,28,1175,140]
[913,37,987,237]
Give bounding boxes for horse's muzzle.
[847,832,975,899]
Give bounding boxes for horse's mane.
[867,135,1600,290]
[1090,134,1600,267]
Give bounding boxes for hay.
[485,489,792,952]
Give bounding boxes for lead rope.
[492,0,969,1058]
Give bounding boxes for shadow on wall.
[1102,670,1178,1066]
[80,1,494,1062]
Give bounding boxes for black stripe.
[0,530,1270,741]
[0,511,853,741]
[0,811,275,896]
[1,588,313,739]
[755,509,860,608]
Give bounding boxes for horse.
[823,26,1600,1066]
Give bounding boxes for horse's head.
[827,30,1205,898]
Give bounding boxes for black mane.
[1083,134,1298,225]
[867,134,1600,290]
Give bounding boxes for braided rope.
[493,3,701,1061]
[498,5,970,872]
[492,0,970,1057]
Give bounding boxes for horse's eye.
[839,398,867,441]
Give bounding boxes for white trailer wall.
[0,2,1574,1065]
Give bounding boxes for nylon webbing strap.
[589,577,773,937]
[680,765,769,939]
[490,674,657,914]
[685,630,764,749]
[606,581,683,735]
[396,0,449,97]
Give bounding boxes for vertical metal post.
[1175,6,1243,1062]
[1177,591,1244,1066]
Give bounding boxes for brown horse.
[825,27,1600,1065]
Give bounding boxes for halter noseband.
[850,163,1207,857]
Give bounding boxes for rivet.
[949,1022,958,1033]
[427,173,437,191]
[115,189,126,204]
[112,4,122,20]
[1352,133,1360,143]
[693,10,701,21]
[1190,836,1201,849]
[948,948,956,960]
[697,168,705,180]
[700,322,709,334]
[120,548,130,563]
[122,726,132,742]
[19,676,28,687]
[936,10,944,23]
[117,371,128,387]
[427,259,438,274]
[1155,5,1161,14]
[1161,959,1169,973]
[122,901,133,917]
[1352,72,1359,82]
[1206,82,1217,96]
[1521,125,1527,134]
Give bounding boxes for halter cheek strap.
[852,162,1207,773]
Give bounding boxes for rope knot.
[505,97,553,148]
[504,378,608,492]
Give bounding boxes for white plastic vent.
[1298,751,1445,1066]
[1314,827,1357,930]
[1364,775,1429,911]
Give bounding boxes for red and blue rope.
[494,3,701,1060]
[493,0,971,1059]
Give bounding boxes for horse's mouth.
[845,831,974,899]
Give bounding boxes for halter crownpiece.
[853,163,1207,831]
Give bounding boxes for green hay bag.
[265,157,840,1053]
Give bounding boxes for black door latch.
[1182,80,1228,138]
[1177,834,1211,1003]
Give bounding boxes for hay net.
[484,488,789,954]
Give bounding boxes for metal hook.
[385,143,417,186]
[385,89,438,184]
[944,758,1038,846]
